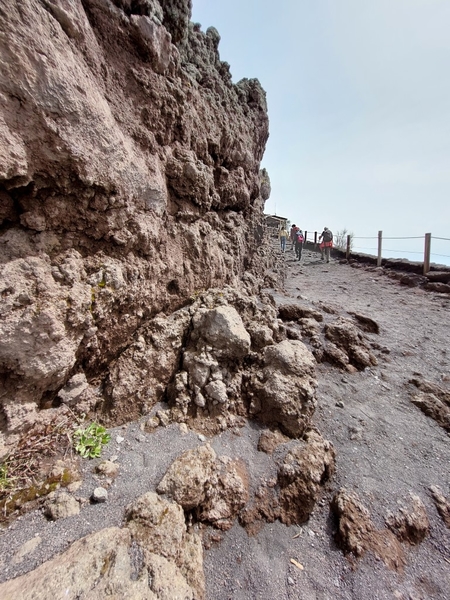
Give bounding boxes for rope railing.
[300,230,450,274]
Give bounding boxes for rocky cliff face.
[0,0,272,442]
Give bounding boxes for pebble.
[198,434,206,442]
[116,435,124,444]
[91,487,108,503]
[287,577,295,586]
[336,400,345,408]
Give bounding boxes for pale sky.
[191,0,450,265]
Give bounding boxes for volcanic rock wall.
[0,0,271,443]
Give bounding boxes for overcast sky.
[192,0,450,265]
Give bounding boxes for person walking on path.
[278,226,288,252]
[295,228,304,261]
[319,227,333,262]
[290,224,297,251]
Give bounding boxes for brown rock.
[429,486,450,528]
[386,495,430,544]
[156,445,216,510]
[331,489,406,572]
[324,317,378,370]
[278,430,335,525]
[257,429,289,454]
[248,340,317,437]
[278,304,324,323]
[196,458,249,530]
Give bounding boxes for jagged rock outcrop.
[157,444,249,531]
[240,429,335,534]
[0,0,272,446]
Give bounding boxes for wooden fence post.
[314,231,317,245]
[377,231,382,267]
[346,235,351,259]
[304,231,308,244]
[424,233,431,274]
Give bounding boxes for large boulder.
[248,340,317,437]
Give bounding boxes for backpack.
[323,230,332,242]
[297,232,304,243]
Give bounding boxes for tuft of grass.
[73,422,111,459]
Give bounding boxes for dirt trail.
[204,247,450,600]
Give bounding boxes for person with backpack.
[319,227,333,262]
[278,226,288,252]
[289,224,297,251]
[295,229,304,261]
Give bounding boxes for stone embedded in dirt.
[278,304,324,323]
[164,288,282,432]
[426,282,450,293]
[157,445,217,510]
[239,485,281,536]
[125,492,205,598]
[95,460,119,479]
[92,487,108,503]
[299,317,321,338]
[241,430,335,534]
[277,429,335,525]
[191,305,251,359]
[247,340,317,437]
[57,373,89,406]
[0,507,204,600]
[386,495,430,544]
[257,429,290,454]
[324,317,378,370]
[44,491,80,520]
[157,445,249,531]
[425,271,450,283]
[410,393,450,431]
[11,536,42,566]
[429,486,450,528]
[409,377,450,431]
[322,341,350,369]
[347,312,380,334]
[246,322,275,350]
[400,274,428,287]
[331,489,406,572]
[196,458,249,531]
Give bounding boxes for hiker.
[295,228,304,261]
[278,226,288,252]
[319,227,333,262]
[290,224,297,250]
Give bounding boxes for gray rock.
[91,487,108,503]
[44,492,80,520]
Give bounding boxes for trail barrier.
[301,231,450,274]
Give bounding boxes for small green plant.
[73,422,111,459]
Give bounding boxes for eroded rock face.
[0,0,270,439]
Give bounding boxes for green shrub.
[73,422,111,459]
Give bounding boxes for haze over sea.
[192,0,450,266]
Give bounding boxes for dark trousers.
[295,242,303,260]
